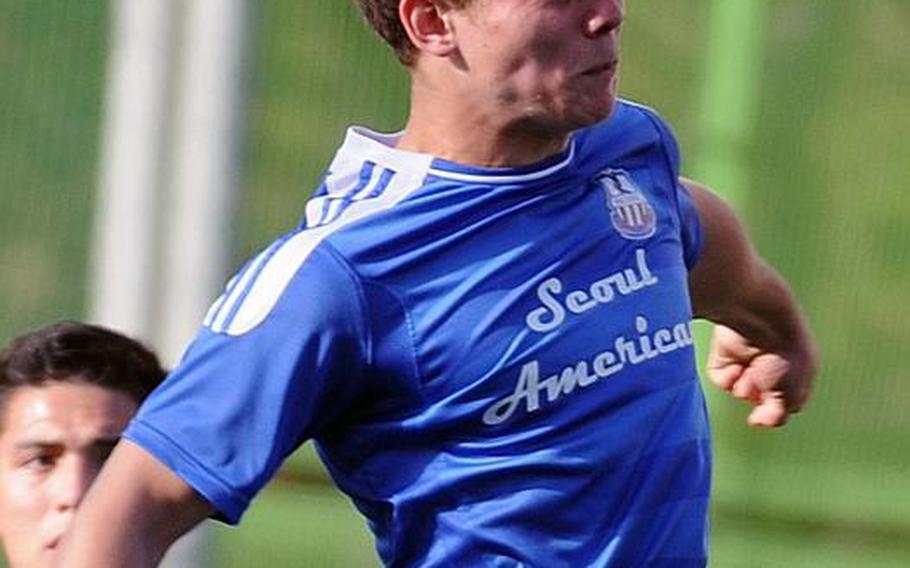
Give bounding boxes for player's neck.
[397,82,570,169]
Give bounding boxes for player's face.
[0,381,136,568]
[451,0,625,134]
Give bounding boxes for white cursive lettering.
[525,249,658,333]
[483,316,695,426]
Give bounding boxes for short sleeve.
[124,241,369,524]
[639,107,704,269]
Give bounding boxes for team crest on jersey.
[597,169,656,240]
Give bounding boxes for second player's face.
[0,381,136,568]
[451,0,625,134]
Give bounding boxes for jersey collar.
[339,127,577,185]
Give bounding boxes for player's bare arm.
[684,178,819,428]
[57,439,212,568]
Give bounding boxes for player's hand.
[706,324,817,428]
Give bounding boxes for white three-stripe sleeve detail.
[304,198,325,228]
[209,239,282,333]
[351,167,382,201]
[323,197,347,224]
[223,165,430,336]
[203,271,241,327]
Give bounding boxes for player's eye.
[23,453,57,473]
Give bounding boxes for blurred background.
[1,0,908,566]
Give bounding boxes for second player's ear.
[399,0,459,59]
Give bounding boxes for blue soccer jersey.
[125,100,710,567]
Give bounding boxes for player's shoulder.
[614,98,667,122]
[573,99,676,168]
[584,99,671,142]
[202,228,361,336]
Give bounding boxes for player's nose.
[50,458,94,511]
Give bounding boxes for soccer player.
[61,1,819,566]
[0,321,166,568]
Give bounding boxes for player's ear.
[399,0,459,59]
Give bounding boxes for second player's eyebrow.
[14,440,62,451]
[14,436,122,451]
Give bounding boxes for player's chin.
[565,96,618,130]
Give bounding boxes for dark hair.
[353,0,470,65]
[0,321,167,422]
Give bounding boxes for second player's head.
[0,322,166,568]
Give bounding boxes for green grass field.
[1,0,908,566]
